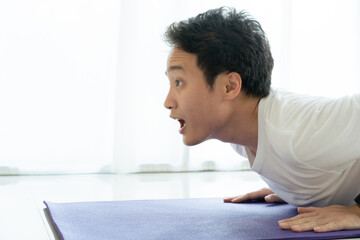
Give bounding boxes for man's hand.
[223,188,285,203]
[224,188,360,232]
[278,204,360,232]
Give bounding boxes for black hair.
[164,7,273,98]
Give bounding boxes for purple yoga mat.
[44,198,360,240]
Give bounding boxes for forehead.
[166,48,197,74]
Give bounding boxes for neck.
[217,93,260,155]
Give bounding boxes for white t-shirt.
[232,89,360,207]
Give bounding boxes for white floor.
[0,171,357,240]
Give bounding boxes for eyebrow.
[165,65,185,75]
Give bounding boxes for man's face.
[164,48,226,146]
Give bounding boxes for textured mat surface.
[44,198,360,240]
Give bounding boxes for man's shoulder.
[258,89,335,129]
[262,88,326,106]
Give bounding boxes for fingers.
[279,222,312,232]
[278,210,318,229]
[278,219,318,232]
[279,218,343,232]
[297,206,318,214]
[223,196,238,202]
[223,195,247,203]
[277,205,360,232]
[264,194,285,203]
[224,188,274,203]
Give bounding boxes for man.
[163,7,360,232]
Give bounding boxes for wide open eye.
[175,80,182,87]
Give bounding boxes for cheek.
[184,96,209,117]
[187,100,218,127]
[181,89,221,125]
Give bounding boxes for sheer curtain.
[0,0,120,174]
[1,0,359,174]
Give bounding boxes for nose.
[164,91,176,110]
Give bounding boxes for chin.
[182,136,206,146]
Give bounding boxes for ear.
[224,72,242,100]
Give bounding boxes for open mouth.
[170,115,186,134]
[178,119,186,133]
[179,119,185,128]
